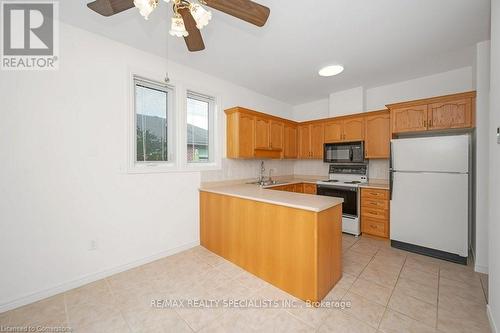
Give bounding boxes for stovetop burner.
[325,180,340,183]
[344,181,362,184]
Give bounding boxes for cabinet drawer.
[362,217,388,238]
[361,188,389,200]
[361,208,388,221]
[361,198,389,210]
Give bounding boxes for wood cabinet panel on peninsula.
[200,190,342,301]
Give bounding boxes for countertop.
[199,183,343,212]
[359,180,390,190]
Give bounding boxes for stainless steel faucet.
[259,161,265,182]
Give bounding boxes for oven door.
[317,185,358,217]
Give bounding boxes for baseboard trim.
[475,264,489,274]
[0,240,199,313]
[488,304,498,333]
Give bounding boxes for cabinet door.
[298,125,311,159]
[310,123,325,159]
[428,99,472,130]
[391,105,428,134]
[270,120,284,150]
[343,117,365,142]
[237,113,255,158]
[283,124,298,159]
[293,183,304,193]
[303,183,317,195]
[324,121,343,143]
[255,117,270,149]
[365,113,390,159]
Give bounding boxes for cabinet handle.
[429,120,433,127]
[424,120,427,127]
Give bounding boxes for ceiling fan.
[87,0,271,52]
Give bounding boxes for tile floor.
[0,235,491,333]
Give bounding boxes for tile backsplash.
[201,158,390,182]
[201,158,295,182]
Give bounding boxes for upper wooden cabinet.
[310,123,325,159]
[324,121,343,142]
[254,117,270,149]
[365,111,390,159]
[283,123,298,159]
[226,108,287,159]
[428,99,473,130]
[343,117,365,141]
[324,117,364,143]
[388,92,476,134]
[299,123,324,159]
[270,121,284,150]
[226,92,475,160]
[390,105,428,134]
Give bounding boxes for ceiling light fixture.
[319,65,344,77]
[135,0,212,31]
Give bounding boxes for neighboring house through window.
[187,91,214,163]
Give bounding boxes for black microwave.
[323,141,366,164]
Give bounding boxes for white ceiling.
[60,0,490,105]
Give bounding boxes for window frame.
[128,74,177,173]
[182,87,221,171]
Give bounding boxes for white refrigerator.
[390,135,470,263]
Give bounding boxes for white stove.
[316,165,368,236]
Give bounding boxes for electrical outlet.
[89,240,98,251]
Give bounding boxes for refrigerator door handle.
[389,170,394,200]
[389,141,393,200]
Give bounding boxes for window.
[186,91,215,163]
[134,77,173,164]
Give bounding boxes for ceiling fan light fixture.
[190,3,212,29]
[133,0,159,20]
[170,14,189,37]
[319,65,344,77]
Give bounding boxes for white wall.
[292,98,329,121]
[365,67,474,110]
[329,87,364,117]
[488,1,500,331]
[474,41,491,274]
[0,23,292,311]
[292,67,475,181]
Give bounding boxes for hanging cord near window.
[165,6,171,84]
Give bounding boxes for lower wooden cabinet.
[269,183,317,194]
[361,188,390,238]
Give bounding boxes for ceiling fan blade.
[87,0,134,16]
[204,0,270,27]
[178,8,206,52]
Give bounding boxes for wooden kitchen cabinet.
[226,111,255,158]
[361,188,390,238]
[225,92,476,160]
[428,99,473,130]
[254,116,270,149]
[387,91,476,134]
[303,183,317,195]
[310,123,325,159]
[324,121,343,143]
[390,105,428,134]
[225,107,289,159]
[283,124,298,159]
[324,117,364,143]
[343,117,365,141]
[365,111,390,159]
[270,121,284,150]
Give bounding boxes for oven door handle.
[349,148,354,161]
